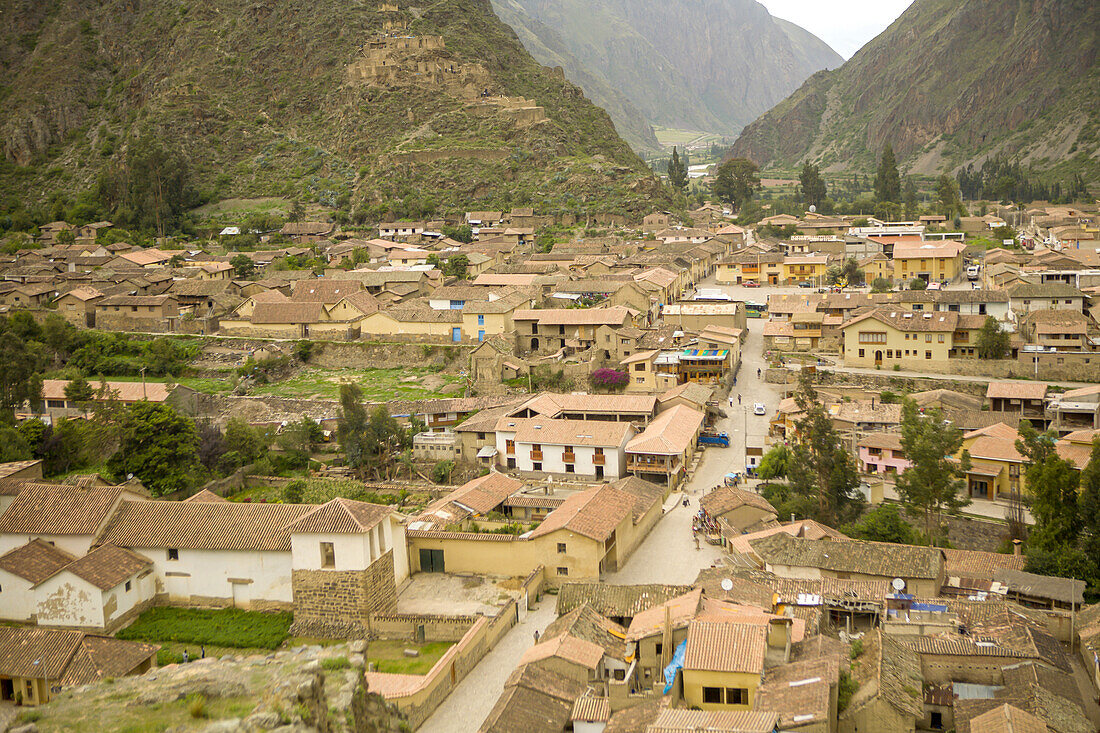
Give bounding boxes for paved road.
[417,601,557,733]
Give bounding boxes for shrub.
[589,368,628,391]
[188,694,207,719]
[293,340,314,363]
[283,479,306,503]
[117,607,293,649]
[321,656,350,671]
[837,671,858,712]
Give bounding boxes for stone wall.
[96,313,172,333]
[290,551,398,638]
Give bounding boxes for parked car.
[743,281,760,288]
[797,282,813,289]
[753,403,767,415]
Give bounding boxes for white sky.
[759,0,916,59]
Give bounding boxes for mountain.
[490,0,842,151]
[731,0,1100,178]
[0,0,667,219]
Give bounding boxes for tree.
[106,402,198,496]
[196,421,228,472]
[96,130,194,236]
[443,254,470,279]
[870,277,894,294]
[903,179,919,221]
[909,277,927,291]
[843,504,923,545]
[873,144,901,203]
[713,158,760,209]
[64,375,95,410]
[231,254,256,279]
[827,258,863,287]
[757,444,790,480]
[441,225,474,244]
[0,424,31,462]
[798,163,827,209]
[935,174,961,219]
[337,384,409,479]
[0,330,44,416]
[1016,422,1081,556]
[1076,438,1100,587]
[894,400,970,541]
[667,147,687,191]
[976,317,1010,359]
[786,373,863,525]
[287,199,305,223]
[224,417,265,465]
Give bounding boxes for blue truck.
[698,432,730,448]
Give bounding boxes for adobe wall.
[96,313,172,333]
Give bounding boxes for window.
[636,377,644,384]
[634,363,646,372]
[557,542,567,554]
[858,332,886,344]
[125,580,132,592]
[477,432,485,440]
[925,334,932,342]
[167,548,179,561]
[725,688,748,705]
[858,349,865,358]
[703,687,724,704]
[533,462,542,471]
[926,351,932,360]
[565,464,574,473]
[886,350,893,359]
[938,334,945,343]
[594,447,604,455]
[477,314,485,326]
[556,567,569,576]
[320,542,336,568]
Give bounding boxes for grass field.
[254,366,464,401]
[96,375,234,395]
[117,607,293,651]
[652,126,724,150]
[367,640,454,674]
[190,196,290,223]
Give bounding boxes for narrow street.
[417,601,557,733]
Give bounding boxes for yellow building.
[716,252,783,285]
[957,423,1028,500]
[892,241,966,283]
[681,621,768,710]
[782,255,830,285]
[840,309,986,368]
[858,253,892,283]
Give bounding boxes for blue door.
[452,327,462,342]
[478,330,485,341]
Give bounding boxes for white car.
[753,403,767,416]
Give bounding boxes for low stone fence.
[369,613,478,642]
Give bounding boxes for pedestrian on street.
[182,650,190,663]
[729,397,733,407]
[738,394,741,405]
[201,645,206,659]
[533,630,540,643]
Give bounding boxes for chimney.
[1012,539,1023,556]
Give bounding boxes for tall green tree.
[0,331,44,416]
[337,383,410,480]
[667,147,688,191]
[713,158,761,210]
[976,317,1010,359]
[787,373,863,525]
[64,375,95,411]
[107,402,198,496]
[798,163,828,209]
[96,129,194,236]
[935,175,961,219]
[757,444,790,480]
[231,254,256,279]
[903,179,919,220]
[1017,422,1081,554]
[873,144,901,203]
[895,400,970,541]
[1076,439,1100,587]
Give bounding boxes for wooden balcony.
[627,455,681,474]
[592,454,605,466]
[563,452,576,463]
[530,450,543,461]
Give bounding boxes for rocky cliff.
[730,0,1100,177]
[491,0,842,149]
[0,0,667,217]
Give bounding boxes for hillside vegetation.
[0,0,667,224]
[731,0,1100,179]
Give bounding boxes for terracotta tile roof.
[994,568,1085,605]
[555,582,693,620]
[41,379,171,402]
[843,308,959,333]
[657,382,714,406]
[626,589,704,641]
[964,422,1020,441]
[512,305,636,325]
[543,603,628,659]
[55,543,152,590]
[58,286,105,301]
[496,416,633,448]
[183,489,229,503]
[96,499,313,552]
[683,620,767,673]
[0,484,123,536]
[858,432,904,451]
[0,460,42,480]
[519,633,604,669]
[755,656,840,727]
[250,301,327,324]
[750,532,943,580]
[531,485,636,542]
[943,548,1026,579]
[0,538,77,584]
[967,435,1027,463]
[970,704,1050,733]
[570,693,610,723]
[987,381,1049,400]
[0,627,83,678]
[604,699,660,733]
[700,486,777,519]
[625,405,704,456]
[1006,282,1086,299]
[60,634,158,686]
[515,392,658,417]
[608,476,665,522]
[846,630,923,721]
[480,666,586,733]
[98,294,175,307]
[647,709,779,733]
[727,519,850,557]
[282,498,393,534]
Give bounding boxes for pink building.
[858,432,910,475]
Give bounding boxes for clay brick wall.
[290,550,397,638]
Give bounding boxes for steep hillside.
[490,0,842,146]
[731,0,1100,178]
[0,0,667,219]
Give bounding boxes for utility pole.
[140,366,147,401]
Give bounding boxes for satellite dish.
[721,579,734,592]
[891,578,906,591]
[808,205,817,214]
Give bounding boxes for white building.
[494,417,634,480]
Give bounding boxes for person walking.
[533,630,540,643]
[738,394,741,405]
